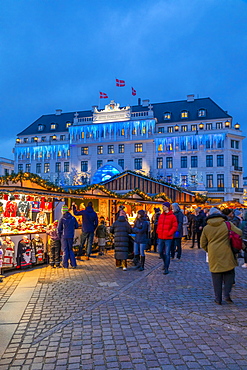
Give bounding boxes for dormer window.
[198,109,206,117]
[66,122,72,128]
[164,112,171,120]
[181,110,188,118]
[38,124,45,131]
[50,123,57,130]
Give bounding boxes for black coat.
[110,216,132,260]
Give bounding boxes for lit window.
[216,122,223,129]
[181,125,188,132]
[191,125,197,131]
[132,128,137,135]
[66,122,71,128]
[232,174,239,188]
[198,109,206,117]
[108,145,114,154]
[51,123,57,130]
[142,127,146,134]
[157,157,163,169]
[158,144,163,152]
[119,144,124,153]
[135,143,143,152]
[158,127,164,133]
[81,147,89,155]
[81,132,85,139]
[167,127,173,133]
[44,163,50,173]
[121,129,125,136]
[38,124,45,131]
[206,174,213,188]
[166,157,173,169]
[57,151,62,157]
[98,146,103,155]
[217,174,224,188]
[164,112,171,120]
[67,150,70,157]
[38,151,42,158]
[206,123,212,130]
[181,175,188,186]
[181,111,188,118]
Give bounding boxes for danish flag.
[131,87,137,96]
[99,92,108,99]
[116,79,125,87]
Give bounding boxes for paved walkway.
[0,241,247,370]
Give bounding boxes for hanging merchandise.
[2,236,15,267]
[4,195,17,217]
[16,236,32,269]
[31,234,45,264]
[36,211,48,225]
[17,195,30,217]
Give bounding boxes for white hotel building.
[14,94,245,202]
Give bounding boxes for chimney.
[55,109,62,115]
[138,98,141,105]
[142,99,150,107]
[187,94,195,102]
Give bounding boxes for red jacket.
[157,211,178,239]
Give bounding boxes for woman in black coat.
[110,216,132,270]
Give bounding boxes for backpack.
[225,221,242,254]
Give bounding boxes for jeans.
[61,238,77,268]
[134,242,147,257]
[80,232,94,257]
[171,238,182,259]
[158,239,172,271]
[50,239,61,266]
[211,269,235,303]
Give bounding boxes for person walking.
[72,202,98,260]
[190,208,205,249]
[58,205,78,269]
[132,210,149,271]
[46,220,61,268]
[170,203,184,261]
[110,215,132,271]
[157,202,178,275]
[200,207,242,305]
[151,208,161,252]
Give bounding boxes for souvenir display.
[2,236,15,267]
[16,236,32,269]
[36,211,48,225]
[17,196,30,217]
[4,196,17,217]
[31,234,45,264]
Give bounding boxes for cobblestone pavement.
[1,241,247,370]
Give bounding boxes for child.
[95,220,109,255]
[46,220,61,268]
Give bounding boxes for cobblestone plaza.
[1,241,247,370]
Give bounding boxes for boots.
[139,256,145,271]
[133,254,140,266]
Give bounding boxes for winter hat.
[234,210,242,217]
[62,205,69,213]
[53,220,58,225]
[154,207,160,212]
[209,207,221,216]
[138,210,145,217]
[163,202,171,209]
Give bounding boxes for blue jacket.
[132,217,149,244]
[173,210,184,238]
[72,205,98,233]
[58,212,78,239]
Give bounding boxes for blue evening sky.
[1,0,247,171]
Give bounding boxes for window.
[81,132,85,139]
[236,141,239,149]
[97,146,103,155]
[44,163,50,173]
[31,137,38,143]
[55,162,61,173]
[167,126,173,133]
[181,175,188,186]
[191,175,197,184]
[231,140,235,148]
[166,175,172,183]
[97,160,103,169]
[41,136,46,142]
[206,123,212,130]
[26,152,30,159]
[181,125,188,132]
[217,139,223,148]
[192,140,197,150]
[119,144,125,153]
[81,161,88,172]
[60,135,66,141]
[36,163,41,173]
[232,155,239,167]
[216,122,223,129]
[121,128,125,136]
[206,140,211,149]
[217,174,224,188]
[164,112,171,120]
[181,110,188,118]
[118,159,124,169]
[142,126,146,134]
[217,155,224,167]
[191,156,198,168]
[157,157,163,169]
[158,127,164,133]
[51,123,57,130]
[18,164,23,172]
[206,155,213,167]
[181,156,187,168]
[166,157,173,169]
[25,163,31,172]
[108,145,114,154]
[181,141,186,151]
[38,124,44,131]
[4,169,9,176]
[107,160,113,162]
[50,135,57,141]
[134,158,142,170]
[23,138,28,143]
[67,149,70,157]
[66,122,71,128]
[132,128,137,135]
[81,146,89,155]
[206,174,213,188]
[232,175,239,188]
[198,109,206,117]
[135,143,143,152]
[64,162,69,172]
[191,125,197,131]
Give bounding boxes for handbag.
[225,221,242,254]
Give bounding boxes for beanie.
[234,210,242,217]
[138,210,145,217]
[209,207,221,216]
[163,202,171,209]
[62,205,69,213]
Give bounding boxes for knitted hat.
[234,210,242,217]
[163,202,171,209]
[138,210,145,217]
[53,220,58,225]
[62,205,69,213]
[209,207,221,215]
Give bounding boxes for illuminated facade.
[14,95,244,202]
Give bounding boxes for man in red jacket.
[157,202,178,274]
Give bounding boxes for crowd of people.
[49,201,247,305]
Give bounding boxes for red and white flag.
[99,92,108,99]
[116,79,125,87]
[131,87,137,96]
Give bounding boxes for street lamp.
[225,120,230,127]
[16,138,20,143]
[174,125,179,131]
[234,123,240,130]
[199,123,204,130]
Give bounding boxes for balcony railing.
[235,188,243,192]
[206,187,225,193]
[234,166,243,171]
